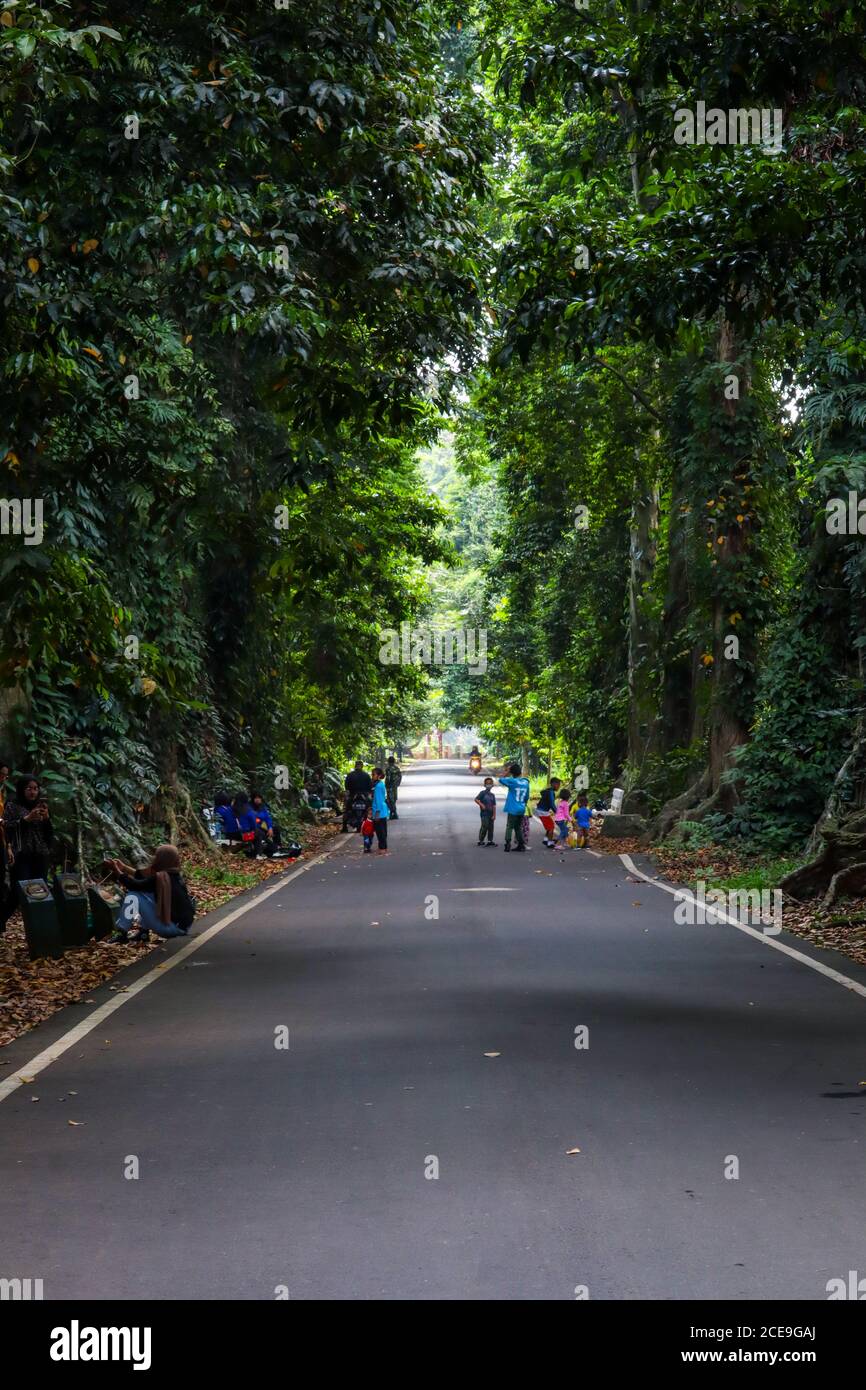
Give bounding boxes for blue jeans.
[556,820,569,842]
[117,891,188,938]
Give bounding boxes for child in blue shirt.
[498,762,530,852]
[572,792,594,848]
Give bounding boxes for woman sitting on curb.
[106,844,196,945]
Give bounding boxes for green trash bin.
[18,878,64,961]
[87,883,123,940]
[52,872,91,948]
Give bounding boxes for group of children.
[474,769,594,851]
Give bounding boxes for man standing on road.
[341,760,373,832]
[499,762,530,853]
[384,755,403,820]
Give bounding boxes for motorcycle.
[468,754,482,775]
[346,794,370,831]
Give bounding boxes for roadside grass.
[824,908,866,928]
[185,863,258,890]
[697,857,800,895]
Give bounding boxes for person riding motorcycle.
[341,761,372,832]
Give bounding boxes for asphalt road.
[2,759,866,1301]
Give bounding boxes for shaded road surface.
[2,761,866,1300]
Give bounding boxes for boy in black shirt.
[474,777,497,846]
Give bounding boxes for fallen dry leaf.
[483,1051,501,1058]
[68,1120,84,1127]
[566,1147,581,1155]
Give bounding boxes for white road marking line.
[0,842,347,1105]
[620,853,866,1000]
[452,887,515,893]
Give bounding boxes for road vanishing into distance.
[2,760,866,1300]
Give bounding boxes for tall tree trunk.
[659,470,695,750]
[627,465,660,766]
[707,319,753,800]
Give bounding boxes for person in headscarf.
[1,774,55,932]
[107,844,195,944]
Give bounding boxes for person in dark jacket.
[1,774,55,931]
[341,761,372,832]
[107,844,195,944]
